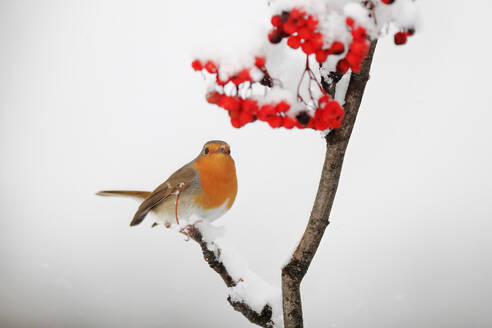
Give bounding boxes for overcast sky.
[1,1,491,327]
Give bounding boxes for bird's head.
[195,140,235,172]
[200,140,231,157]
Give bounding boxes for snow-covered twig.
[184,223,281,328]
[281,40,378,328]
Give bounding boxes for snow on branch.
[183,222,282,328]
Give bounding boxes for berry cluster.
[313,95,345,130]
[268,9,370,75]
[192,3,414,132]
[205,92,297,129]
[269,9,346,64]
[205,91,343,130]
[192,57,298,129]
[336,18,370,74]
[192,59,256,86]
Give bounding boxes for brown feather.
[130,163,197,226]
[96,190,151,199]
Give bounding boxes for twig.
[281,40,378,328]
[186,225,276,328]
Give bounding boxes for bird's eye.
[220,146,225,152]
[204,147,209,154]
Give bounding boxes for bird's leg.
[179,223,195,238]
[179,218,203,234]
[174,182,185,225]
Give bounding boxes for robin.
[97,140,237,228]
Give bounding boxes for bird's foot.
[179,224,195,239]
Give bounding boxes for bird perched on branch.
[97,140,237,228]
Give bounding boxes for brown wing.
[129,164,197,226]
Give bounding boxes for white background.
[1,0,491,327]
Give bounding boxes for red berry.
[352,27,367,41]
[306,15,318,29]
[325,103,344,129]
[289,8,304,21]
[336,59,350,74]
[258,104,275,121]
[206,92,221,105]
[283,22,297,35]
[287,35,301,49]
[381,0,395,4]
[295,17,307,29]
[220,96,240,111]
[323,102,344,121]
[330,41,345,55]
[271,15,283,27]
[318,95,330,108]
[315,50,328,63]
[301,41,315,54]
[394,32,407,45]
[298,27,313,40]
[346,53,362,72]
[346,17,355,27]
[255,56,266,68]
[231,117,243,128]
[191,59,202,71]
[350,40,369,56]
[268,116,284,128]
[274,101,290,113]
[314,110,330,130]
[242,99,259,114]
[204,61,217,74]
[268,29,283,44]
[239,110,253,125]
[283,116,296,129]
[311,33,324,50]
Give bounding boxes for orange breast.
[193,154,237,210]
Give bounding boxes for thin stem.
[281,40,378,328]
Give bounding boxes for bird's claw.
[179,224,195,239]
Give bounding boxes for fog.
[1,0,491,327]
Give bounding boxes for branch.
[281,40,378,328]
[185,224,278,328]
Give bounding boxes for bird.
[97,140,237,228]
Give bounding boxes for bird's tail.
[96,190,151,200]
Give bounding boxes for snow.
[195,221,283,327]
[375,0,421,32]
[281,235,302,269]
[195,221,225,244]
[334,71,351,105]
[318,10,353,48]
[344,3,377,37]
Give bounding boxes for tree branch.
[281,40,378,328]
[185,225,277,328]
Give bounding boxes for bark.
[281,40,378,328]
[186,226,275,328]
